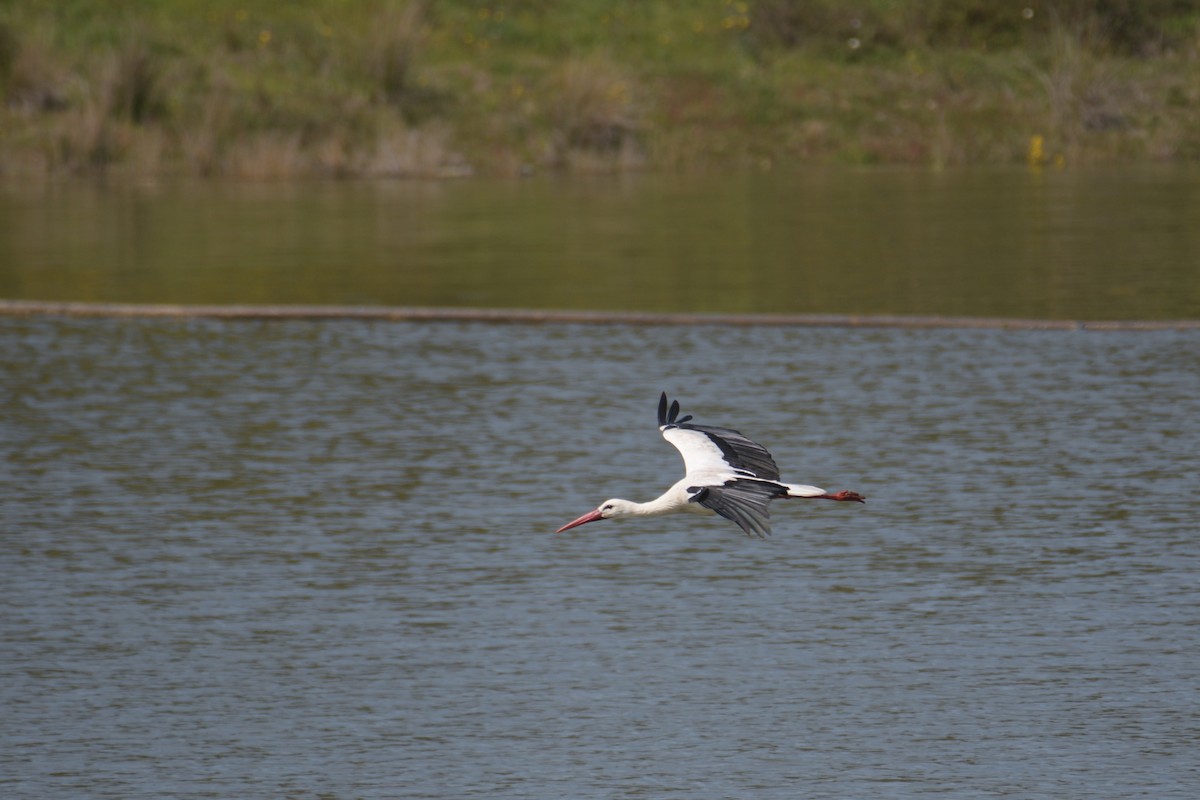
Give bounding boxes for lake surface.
[3,316,1198,798]
[2,166,1199,320]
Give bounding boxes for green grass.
[2,0,1199,177]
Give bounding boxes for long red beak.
[555,508,604,533]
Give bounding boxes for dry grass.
[363,0,428,108]
[544,56,644,171]
[366,121,470,178]
[2,23,68,113]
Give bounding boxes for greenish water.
[2,166,1198,320]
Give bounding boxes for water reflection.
[2,167,1198,319]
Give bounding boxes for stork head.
[554,499,633,533]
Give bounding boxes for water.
[3,316,1198,798]
[3,166,1199,320]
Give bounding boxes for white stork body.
[555,393,865,538]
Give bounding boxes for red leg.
[819,490,865,503]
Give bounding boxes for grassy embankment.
[1,1,1199,178]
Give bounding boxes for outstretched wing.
[687,480,786,538]
[658,392,781,481]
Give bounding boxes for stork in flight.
[555,392,865,538]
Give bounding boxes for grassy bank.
[2,1,1199,178]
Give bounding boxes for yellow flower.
[1028,134,1045,165]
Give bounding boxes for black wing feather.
[688,480,786,539]
[659,392,693,426]
[684,424,781,481]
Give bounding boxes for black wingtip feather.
[658,393,693,428]
[659,392,689,427]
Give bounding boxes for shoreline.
[3,300,1197,331]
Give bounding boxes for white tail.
[785,483,826,498]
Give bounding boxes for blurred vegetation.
[1,0,1198,178]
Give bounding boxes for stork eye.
[601,503,614,511]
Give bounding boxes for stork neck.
[630,491,683,516]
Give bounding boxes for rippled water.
[3,317,1198,799]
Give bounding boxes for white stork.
[555,392,865,538]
